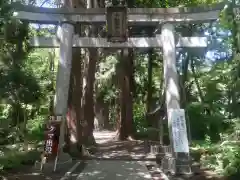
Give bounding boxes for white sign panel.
[168,109,189,153]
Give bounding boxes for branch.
[40,0,49,7]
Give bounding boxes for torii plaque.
[106,5,127,42]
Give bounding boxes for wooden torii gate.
[10,2,240,174]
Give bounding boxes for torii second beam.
[29,36,207,48]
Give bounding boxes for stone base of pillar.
[161,155,175,174]
[154,146,192,176]
[175,152,192,175]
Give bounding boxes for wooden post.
[161,23,191,175]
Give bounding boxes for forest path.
[91,130,155,161]
[74,130,153,180]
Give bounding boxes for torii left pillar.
[53,22,74,170]
[161,23,191,175]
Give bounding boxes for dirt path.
[92,130,155,161]
[93,130,117,144]
[70,130,152,180]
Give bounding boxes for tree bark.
[48,50,55,116]
[82,47,98,145]
[95,98,110,130]
[65,0,84,155]
[103,103,110,129]
[81,0,103,146]
[66,48,83,152]
[180,53,190,107]
[190,58,204,103]
[146,48,153,114]
[116,49,135,140]
[119,77,128,140]
[126,48,135,139]
[116,96,121,131]
[146,48,158,140]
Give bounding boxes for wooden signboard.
[106,6,127,42]
[39,116,61,171]
[168,109,189,153]
[43,117,61,160]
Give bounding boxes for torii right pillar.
[161,23,191,175]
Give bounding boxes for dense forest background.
[0,0,240,179]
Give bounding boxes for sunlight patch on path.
[93,130,117,144]
[76,131,153,179]
[76,160,152,180]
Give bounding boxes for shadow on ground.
[0,161,80,180]
[89,130,156,161]
[73,160,151,180]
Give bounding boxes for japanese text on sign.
[45,125,55,154]
[168,109,189,153]
[112,12,122,36]
[106,6,127,42]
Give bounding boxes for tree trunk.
[116,50,127,140]
[146,48,158,140]
[126,48,135,139]
[119,82,127,140]
[82,48,98,145]
[180,53,190,107]
[81,0,103,146]
[65,0,84,155]
[116,97,121,131]
[95,98,110,130]
[103,103,110,129]
[48,50,55,116]
[146,48,153,114]
[116,49,135,140]
[66,48,83,153]
[190,58,204,103]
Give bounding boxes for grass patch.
[191,140,240,179]
[0,143,42,173]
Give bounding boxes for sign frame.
[167,109,189,153]
[43,119,61,159]
[41,116,61,171]
[106,6,128,42]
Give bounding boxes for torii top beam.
[9,2,235,25]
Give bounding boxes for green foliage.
[191,119,240,178]
[26,115,45,140]
[224,151,240,180]
[133,101,147,132]
[0,45,54,171]
[0,145,40,171]
[0,3,55,170]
